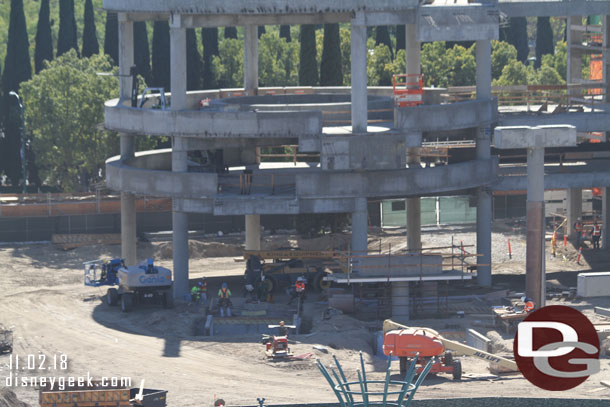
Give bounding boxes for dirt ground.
[1,223,610,407]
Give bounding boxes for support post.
[351,198,368,255]
[118,14,136,265]
[245,214,261,251]
[526,147,545,308]
[170,16,189,301]
[391,282,410,322]
[566,188,582,237]
[244,25,258,94]
[405,24,421,254]
[475,40,492,287]
[350,20,367,134]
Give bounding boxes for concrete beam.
[499,112,610,133]
[494,171,610,191]
[296,158,497,199]
[103,0,419,14]
[498,1,610,18]
[320,134,407,170]
[395,99,497,132]
[418,5,499,42]
[494,125,577,149]
[104,103,323,137]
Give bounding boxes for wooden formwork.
[51,233,122,250]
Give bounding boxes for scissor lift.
[392,74,424,107]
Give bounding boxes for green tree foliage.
[212,38,243,88]
[367,44,393,86]
[224,26,237,39]
[103,12,118,65]
[81,0,99,58]
[279,25,291,42]
[535,17,554,69]
[320,23,342,86]
[375,26,393,60]
[491,40,517,80]
[2,0,32,186]
[258,25,266,38]
[340,26,351,85]
[543,40,566,81]
[34,0,53,74]
[493,60,530,86]
[202,27,219,89]
[501,17,529,63]
[57,0,78,57]
[152,21,170,90]
[396,25,405,52]
[20,51,117,191]
[133,21,151,84]
[258,32,298,86]
[298,25,318,86]
[186,28,202,91]
[420,42,474,87]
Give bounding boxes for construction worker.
[190,280,204,305]
[592,221,602,250]
[218,282,232,317]
[522,297,535,313]
[288,276,306,312]
[277,320,288,337]
[200,277,207,305]
[573,218,583,248]
[257,275,273,303]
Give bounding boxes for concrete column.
[566,188,582,237]
[350,22,367,134]
[475,40,492,100]
[244,25,258,94]
[245,214,261,251]
[476,127,492,287]
[118,14,136,265]
[405,24,421,253]
[603,188,610,249]
[172,146,189,301]
[170,15,187,109]
[567,16,583,84]
[391,282,410,322]
[475,41,492,287]
[526,148,545,308]
[351,198,368,254]
[169,17,189,301]
[405,24,420,76]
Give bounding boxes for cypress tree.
[535,17,554,68]
[258,25,266,38]
[104,12,118,65]
[396,25,405,52]
[375,26,393,59]
[298,25,318,86]
[186,28,202,91]
[202,27,219,89]
[501,17,529,63]
[134,22,151,84]
[57,0,79,57]
[81,0,99,58]
[152,20,171,90]
[34,0,53,73]
[224,26,238,39]
[279,25,291,42]
[2,0,31,187]
[320,23,342,86]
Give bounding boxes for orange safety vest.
[594,225,601,236]
[574,222,582,232]
[524,301,535,312]
[218,288,231,298]
[296,281,305,293]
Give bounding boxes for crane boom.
[383,319,518,372]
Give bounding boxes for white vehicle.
[106,258,173,312]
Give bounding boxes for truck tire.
[163,291,174,309]
[121,293,134,313]
[107,288,118,306]
[452,360,462,381]
[444,351,453,365]
[313,270,331,292]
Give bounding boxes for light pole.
[8,91,26,194]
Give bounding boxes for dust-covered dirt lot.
[1,225,609,406]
